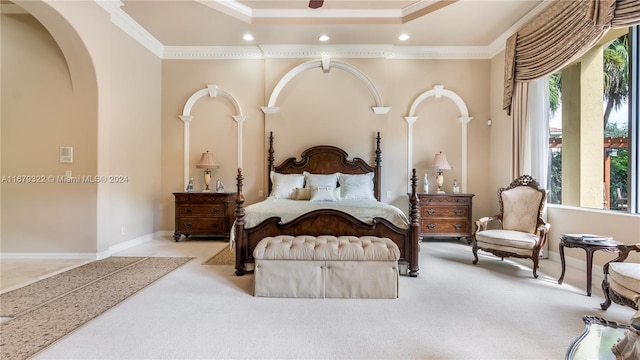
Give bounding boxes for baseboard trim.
[0,231,171,260]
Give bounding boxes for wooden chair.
[616,187,628,210]
[472,175,550,278]
[600,243,640,311]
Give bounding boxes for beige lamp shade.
[195,151,220,169]
[430,152,452,171]
[430,152,452,194]
[195,151,219,192]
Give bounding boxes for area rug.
[0,256,192,360]
[202,245,234,265]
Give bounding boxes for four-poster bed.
[232,132,421,277]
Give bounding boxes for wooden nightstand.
[416,193,474,242]
[173,192,236,242]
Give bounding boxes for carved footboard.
[234,168,420,277]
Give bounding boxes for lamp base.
[436,190,446,194]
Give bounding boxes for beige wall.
[1,2,161,255]
[160,57,494,229]
[1,12,97,253]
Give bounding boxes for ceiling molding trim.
[487,0,555,58]
[259,45,394,59]
[195,0,252,22]
[251,9,403,19]
[388,46,492,59]
[163,46,265,60]
[161,45,495,60]
[95,0,164,58]
[206,0,452,24]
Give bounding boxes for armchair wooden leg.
[600,279,613,310]
[472,244,479,265]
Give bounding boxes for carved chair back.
[497,175,546,234]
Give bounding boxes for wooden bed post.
[409,168,420,277]
[234,168,246,275]
[374,132,381,201]
[267,131,275,195]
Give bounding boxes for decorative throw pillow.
[338,172,375,200]
[293,187,312,200]
[310,186,337,201]
[269,172,304,199]
[303,172,339,189]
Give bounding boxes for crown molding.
[95,0,164,58]
[162,44,493,60]
[487,0,554,58]
[93,0,551,61]
[163,46,265,60]
[201,0,442,24]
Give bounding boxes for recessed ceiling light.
[243,34,254,41]
[398,33,410,41]
[318,35,330,42]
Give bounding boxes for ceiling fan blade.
[309,0,324,9]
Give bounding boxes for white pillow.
[310,186,337,202]
[269,172,304,199]
[333,187,341,200]
[338,172,375,200]
[303,172,338,189]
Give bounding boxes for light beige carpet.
[202,245,234,265]
[0,256,192,360]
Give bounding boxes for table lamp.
[430,152,452,194]
[195,151,219,192]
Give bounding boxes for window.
[547,25,638,214]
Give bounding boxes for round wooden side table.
[558,234,621,296]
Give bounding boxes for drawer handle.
[427,223,436,229]
[185,208,192,213]
[454,224,463,230]
[184,222,192,228]
[454,209,463,215]
[211,208,220,213]
[427,209,436,215]
[211,223,220,228]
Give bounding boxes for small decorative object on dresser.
[423,173,429,193]
[417,193,474,242]
[173,192,236,242]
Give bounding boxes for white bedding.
[230,198,409,249]
[244,198,409,229]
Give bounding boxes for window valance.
[503,0,640,114]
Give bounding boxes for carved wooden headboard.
[267,132,382,201]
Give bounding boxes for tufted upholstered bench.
[253,235,400,299]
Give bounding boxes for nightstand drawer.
[420,220,470,234]
[416,193,474,241]
[176,218,225,232]
[176,204,224,217]
[419,205,469,218]
[173,192,237,242]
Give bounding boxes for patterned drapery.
[503,0,640,179]
[504,0,640,114]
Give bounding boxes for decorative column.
[178,115,193,189]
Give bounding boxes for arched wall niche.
[179,84,246,188]
[261,55,390,115]
[405,85,473,192]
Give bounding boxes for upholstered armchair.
[601,243,640,311]
[472,175,550,278]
